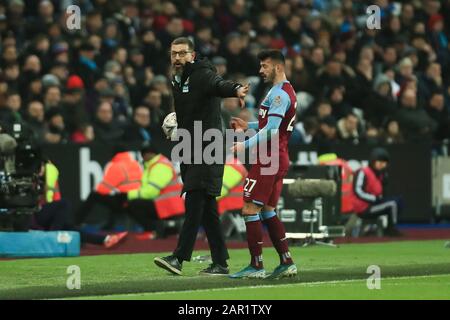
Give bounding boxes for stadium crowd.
[0,0,449,151]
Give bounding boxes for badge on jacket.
[182,77,190,93]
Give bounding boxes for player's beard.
[263,68,276,83]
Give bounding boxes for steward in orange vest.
[96,152,142,195]
[217,157,248,215]
[318,153,354,214]
[74,144,142,228]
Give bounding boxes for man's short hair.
[171,37,194,51]
[257,49,285,65]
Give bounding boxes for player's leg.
[229,201,266,279]
[260,175,297,279]
[261,205,293,265]
[230,167,274,279]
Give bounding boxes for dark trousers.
[173,189,229,266]
[34,200,105,245]
[35,200,71,231]
[75,192,124,229]
[360,197,403,229]
[126,199,159,231]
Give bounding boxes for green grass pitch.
[1,240,450,300]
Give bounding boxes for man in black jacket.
[154,37,248,276]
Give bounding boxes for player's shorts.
[243,164,288,208]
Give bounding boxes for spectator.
[24,100,45,144]
[0,95,16,132]
[44,107,68,144]
[60,75,88,136]
[71,123,95,144]
[193,0,221,38]
[194,24,218,59]
[364,74,397,127]
[1,44,18,66]
[141,29,167,75]
[212,56,228,78]
[218,0,249,35]
[410,33,436,72]
[337,112,363,145]
[325,85,353,120]
[142,86,166,127]
[92,101,123,145]
[289,117,319,146]
[428,14,448,57]
[148,75,173,115]
[303,46,325,94]
[396,88,437,142]
[85,10,103,35]
[222,32,258,77]
[313,116,339,150]
[365,124,380,146]
[289,54,309,92]
[378,46,398,73]
[25,0,56,40]
[304,99,332,120]
[51,42,70,64]
[395,57,415,87]
[380,118,405,145]
[123,105,155,144]
[351,56,373,108]
[74,42,100,89]
[418,62,444,102]
[43,85,61,110]
[4,63,20,92]
[426,90,450,141]
[5,91,22,123]
[280,14,302,48]
[158,16,188,50]
[49,62,69,83]
[317,59,349,94]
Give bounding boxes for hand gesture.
[230,117,248,132]
[236,84,250,108]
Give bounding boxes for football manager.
[154,37,249,276]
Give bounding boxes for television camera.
[0,123,42,231]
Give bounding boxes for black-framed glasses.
[170,50,192,58]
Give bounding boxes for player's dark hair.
[171,37,195,51]
[257,49,285,65]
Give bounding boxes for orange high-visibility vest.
[96,152,142,195]
[149,155,185,219]
[217,160,248,215]
[319,155,354,214]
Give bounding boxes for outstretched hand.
[237,83,250,108]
